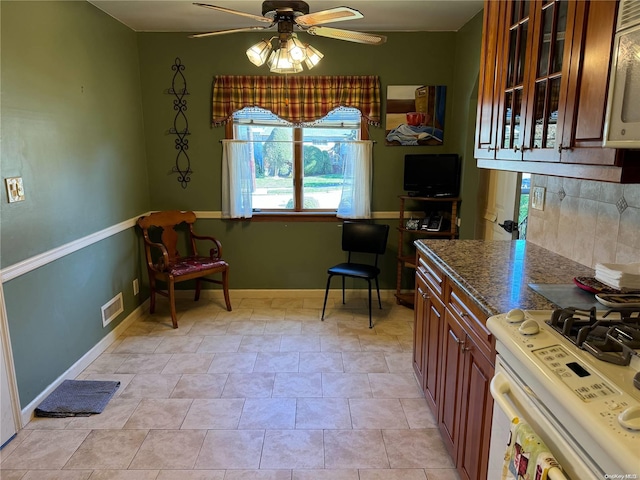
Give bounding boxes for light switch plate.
[531,186,545,211]
[5,177,25,203]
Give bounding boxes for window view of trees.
[233,108,361,211]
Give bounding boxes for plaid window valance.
[212,75,381,127]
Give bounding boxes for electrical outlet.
[531,186,545,211]
[133,278,139,296]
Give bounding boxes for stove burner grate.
[547,306,640,365]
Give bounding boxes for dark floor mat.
[34,379,120,418]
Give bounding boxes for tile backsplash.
[526,175,640,268]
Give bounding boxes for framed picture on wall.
[385,85,447,146]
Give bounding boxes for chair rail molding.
[1,210,402,283]
[0,213,150,283]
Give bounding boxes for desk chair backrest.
[342,222,390,265]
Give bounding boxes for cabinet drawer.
[445,282,493,358]
[416,253,445,299]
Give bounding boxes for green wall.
[136,28,483,289]
[1,1,149,407]
[137,31,462,212]
[451,10,484,239]
[0,0,484,408]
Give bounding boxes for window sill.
[246,212,342,222]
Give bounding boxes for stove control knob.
[506,308,525,323]
[518,319,540,336]
[618,405,640,431]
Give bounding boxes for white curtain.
[221,140,253,219]
[337,140,373,219]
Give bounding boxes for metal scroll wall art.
[167,57,192,188]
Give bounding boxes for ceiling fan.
[189,1,387,45]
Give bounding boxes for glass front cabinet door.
[496,0,578,163]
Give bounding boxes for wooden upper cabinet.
[521,0,573,162]
[497,0,533,161]
[474,0,504,159]
[560,0,619,165]
[475,0,640,182]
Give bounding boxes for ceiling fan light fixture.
[246,39,273,66]
[191,2,385,74]
[304,44,323,69]
[268,47,303,73]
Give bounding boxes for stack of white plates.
[595,262,640,291]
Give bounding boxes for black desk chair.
[321,222,390,328]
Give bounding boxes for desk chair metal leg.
[321,274,333,320]
[367,279,373,328]
[375,277,382,309]
[341,277,346,304]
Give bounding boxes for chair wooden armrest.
[141,237,170,272]
[190,232,223,260]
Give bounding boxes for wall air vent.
[101,292,123,327]
[617,0,640,32]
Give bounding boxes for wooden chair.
[137,210,231,328]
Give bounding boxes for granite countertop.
[415,239,596,318]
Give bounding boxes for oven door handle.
[490,372,520,422]
[490,372,570,480]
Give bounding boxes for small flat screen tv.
[403,153,461,197]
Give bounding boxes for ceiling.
[88,0,484,33]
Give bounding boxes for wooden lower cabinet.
[414,269,444,413]
[413,251,495,480]
[438,309,466,462]
[457,334,494,480]
[413,275,428,385]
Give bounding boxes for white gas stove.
[487,307,640,479]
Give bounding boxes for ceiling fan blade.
[305,26,387,45]
[189,25,274,38]
[295,7,363,27]
[192,3,273,24]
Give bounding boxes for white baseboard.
[20,300,149,426]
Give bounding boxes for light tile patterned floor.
[0,294,461,480]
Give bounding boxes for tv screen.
[403,154,461,197]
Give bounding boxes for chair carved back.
[138,210,197,264]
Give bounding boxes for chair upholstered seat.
[327,263,380,279]
[166,257,229,276]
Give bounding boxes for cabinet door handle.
[449,329,462,345]
[487,146,497,152]
[558,144,572,152]
[453,306,468,318]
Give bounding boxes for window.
[230,107,366,214]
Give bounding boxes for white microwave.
[603,0,640,148]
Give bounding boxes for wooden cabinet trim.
[417,255,445,298]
